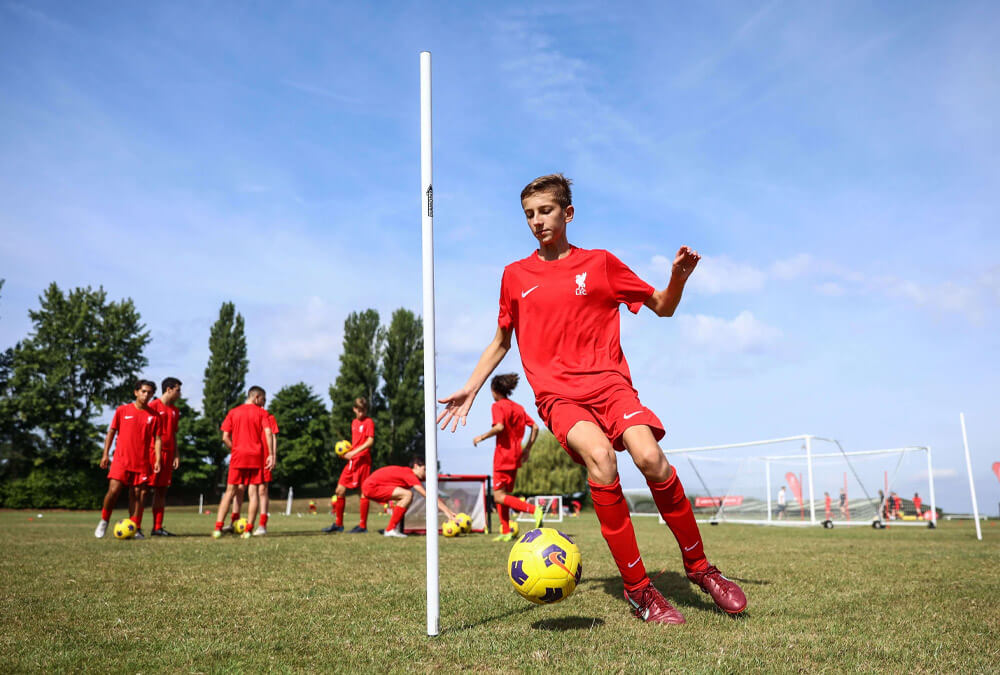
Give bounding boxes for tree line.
[0,281,585,508]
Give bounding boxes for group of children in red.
[95,377,182,539]
[96,172,747,626]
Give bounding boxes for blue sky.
[1,1,997,513]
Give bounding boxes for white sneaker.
[383,528,407,538]
[95,520,108,538]
[133,530,145,540]
[252,526,266,536]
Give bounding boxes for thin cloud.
[678,311,782,354]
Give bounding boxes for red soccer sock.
[231,512,239,524]
[589,476,648,590]
[133,508,143,529]
[501,494,535,514]
[359,497,369,529]
[648,468,709,573]
[248,516,256,529]
[260,513,269,527]
[498,504,511,534]
[153,508,164,531]
[335,497,346,527]
[386,505,406,531]
[101,508,112,522]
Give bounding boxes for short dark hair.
[162,377,182,392]
[408,455,426,468]
[353,397,369,414]
[248,385,266,398]
[135,379,156,392]
[490,373,519,398]
[521,173,573,208]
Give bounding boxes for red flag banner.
[694,496,744,508]
[785,473,803,505]
[992,461,1000,483]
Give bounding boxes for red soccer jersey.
[110,403,160,473]
[221,403,270,469]
[350,416,374,462]
[147,399,180,451]
[491,398,535,471]
[260,412,279,463]
[367,465,420,491]
[914,496,922,511]
[498,247,654,410]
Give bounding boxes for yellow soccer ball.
[334,440,352,457]
[455,512,472,533]
[233,517,249,534]
[442,520,461,537]
[113,518,137,540]
[509,521,519,538]
[507,527,582,605]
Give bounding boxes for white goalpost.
[420,50,440,637]
[661,435,940,528]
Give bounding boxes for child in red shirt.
[144,376,182,536]
[439,174,746,624]
[95,380,162,539]
[362,456,456,538]
[323,397,375,533]
[213,386,273,539]
[472,373,542,541]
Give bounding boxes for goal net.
[402,474,490,534]
[515,495,564,523]
[665,435,937,527]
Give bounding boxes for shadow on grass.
[531,615,605,631]
[439,604,538,635]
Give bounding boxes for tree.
[171,398,218,496]
[0,283,148,507]
[377,308,424,466]
[201,301,248,492]
[328,309,384,446]
[269,383,330,489]
[513,431,587,495]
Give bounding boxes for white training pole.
[198,493,203,515]
[926,447,937,525]
[765,459,772,523]
[420,50,440,637]
[959,413,982,541]
[286,487,293,516]
[805,436,816,524]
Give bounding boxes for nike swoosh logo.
[623,411,642,419]
[683,542,699,552]
[124,416,134,419]
[521,285,539,298]
[627,555,642,568]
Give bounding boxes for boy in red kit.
[472,373,543,541]
[913,492,922,518]
[145,377,182,537]
[824,491,832,521]
[213,386,273,539]
[438,174,746,624]
[362,456,457,538]
[323,397,374,534]
[95,380,162,539]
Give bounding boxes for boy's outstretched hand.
[437,386,477,432]
[672,245,701,282]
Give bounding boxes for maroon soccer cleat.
[687,564,747,614]
[624,583,686,624]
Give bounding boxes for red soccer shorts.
[542,385,665,465]
[361,476,397,503]
[228,466,263,486]
[493,468,517,492]
[144,451,174,487]
[107,463,145,487]
[262,468,272,483]
[338,459,371,490]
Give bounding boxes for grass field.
[1,503,998,673]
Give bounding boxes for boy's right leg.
[214,485,237,538]
[96,480,125,537]
[566,421,684,624]
[323,484,347,533]
[381,489,411,537]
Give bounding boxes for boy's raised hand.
[672,245,701,282]
[437,386,477,432]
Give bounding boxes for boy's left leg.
[624,425,747,614]
[130,485,147,538]
[254,483,269,535]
